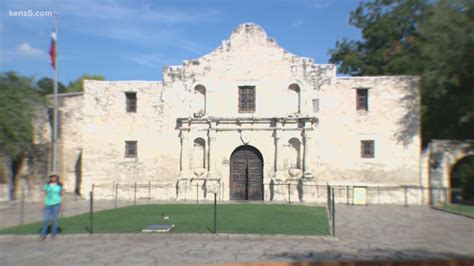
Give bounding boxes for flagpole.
[52,12,58,172]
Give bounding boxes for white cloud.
[123,53,175,68]
[291,20,304,27]
[312,0,331,9]
[4,0,219,61]
[17,42,47,58]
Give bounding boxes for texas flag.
[49,30,56,69]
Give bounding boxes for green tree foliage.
[36,77,67,96]
[329,0,474,145]
[0,72,45,192]
[419,0,474,142]
[66,74,105,92]
[0,72,43,158]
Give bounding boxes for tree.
[419,0,474,142]
[36,77,67,96]
[329,0,428,76]
[67,74,105,92]
[0,72,44,199]
[329,0,474,145]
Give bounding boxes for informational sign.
[353,186,367,205]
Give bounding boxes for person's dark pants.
[40,203,60,237]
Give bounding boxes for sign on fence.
[353,186,367,205]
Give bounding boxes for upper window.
[238,86,255,113]
[125,141,137,158]
[360,140,374,158]
[356,88,368,111]
[193,85,206,116]
[312,99,319,113]
[288,84,301,114]
[125,92,137,113]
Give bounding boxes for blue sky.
[1,0,362,84]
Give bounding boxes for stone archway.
[229,145,264,200]
[426,140,474,204]
[449,155,474,203]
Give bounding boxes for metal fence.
[4,181,463,233]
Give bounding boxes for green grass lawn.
[0,204,329,235]
[440,204,474,217]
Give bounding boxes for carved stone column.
[178,129,191,178]
[303,128,314,179]
[207,122,217,178]
[177,128,192,200]
[273,121,285,180]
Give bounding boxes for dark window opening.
[126,92,137,113]
[125,141,137,158]
[356,89,368,111]
[238,86,255,113]
[361,140,375,158]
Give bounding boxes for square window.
[356,89,368,111]
[125,92,137,113]
[125,141,137,158]
[361,140,374,158]
[312,99,319,113]
[238,86,255,113]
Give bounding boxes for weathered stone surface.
[30,23,422,204]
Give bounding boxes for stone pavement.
[0,201,473,265]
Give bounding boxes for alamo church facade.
[32,23,429,204]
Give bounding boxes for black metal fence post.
[89,190,94,234]
[134,182,137,205]
[288,183,291,203]
[377,186,381,204]
[404,187,408,207]
[114,183,118,209]
[148,181,151,201]
[443,187,448,207]
[346,185,349,205]
[19,184,25,225]
[331,188,335,236]
[196,183,199,205]
[213,193,217,234]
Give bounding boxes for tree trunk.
[11,153,27,201]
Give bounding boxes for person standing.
[40,173,64,240]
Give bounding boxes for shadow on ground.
[267,248,474,265]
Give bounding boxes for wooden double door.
[230,146,263,200]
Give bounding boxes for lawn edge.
[431,206,474,219]
[0,232,338,240]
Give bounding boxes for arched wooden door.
[230,145,264,200]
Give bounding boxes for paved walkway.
[0,200,472,265]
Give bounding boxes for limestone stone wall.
[316,76,421,186]
[57,93,83,193]
[81,81,179,195]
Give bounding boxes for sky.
[0,0,362,84]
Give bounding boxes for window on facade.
[288,84,301,113]
[312,99,319,113]
[360,140,374,158]
[238,86,255,113]
[193,85,206,116]
[125,92,137,113]
[125,141,137,158]
[356,88,368,111]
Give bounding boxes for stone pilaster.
[273,122,285,181]
[207,122,217,179]
[303,128,314,179]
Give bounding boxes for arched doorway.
[450,155,474,204]
[230,145,263,200]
